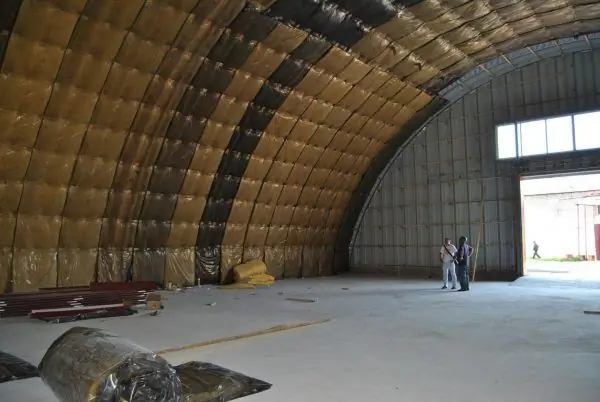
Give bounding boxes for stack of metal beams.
[0,282,159,319]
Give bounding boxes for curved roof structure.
[1,0,600,291]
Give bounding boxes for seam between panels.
[54,3,146,284]
[291,114,365,278]
[237,43,329,268]
[243,100,338,275]
[98,2,202,282]
[194,17,315,282]
[9,4,88,288]
[141,34,233,283]
[128,2,204,283]
[90,3,152,281]
[0,0,23,65]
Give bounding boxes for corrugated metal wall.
[352,50,600,279]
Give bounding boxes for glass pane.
[546,115,573,154]
[496,124,516,159]
[518,119,547,156]
[574,111,600,151]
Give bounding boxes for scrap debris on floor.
[4,326,272,402]
[286,297,319,303]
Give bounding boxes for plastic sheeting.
[196,246,221,284]
[176,361,272,402]
[3,0,600,292]
[0,350,39,384]
[39,327,182,402]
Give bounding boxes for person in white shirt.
[440,237,457,290]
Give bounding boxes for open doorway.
[520,171,600,281]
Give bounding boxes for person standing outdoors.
[532,241,541,259]
[456,236,474,291]
[440,237,457,290]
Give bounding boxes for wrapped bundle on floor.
[176,361,272,401]
[232,260,275,286]
[38,326,182,402]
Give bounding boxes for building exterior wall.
[351,50,600,280]
[523,195,598,259]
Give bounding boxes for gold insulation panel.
[1,0,599,290]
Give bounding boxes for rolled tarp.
[39,326,182,402]
[176,361,272,402]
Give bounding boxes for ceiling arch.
[1,0,600,291]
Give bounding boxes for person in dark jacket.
[532,241,541,259]
[456,236,474,291]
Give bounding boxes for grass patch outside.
[528,257,586,262]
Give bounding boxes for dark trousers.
[456,264,469,290]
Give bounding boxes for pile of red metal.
[0,282,159,319]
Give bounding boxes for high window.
[496,110,600,159]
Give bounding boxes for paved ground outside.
[520,260,600,289]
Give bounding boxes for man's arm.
[468,245,474,257]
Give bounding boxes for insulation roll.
[176,361,272,402]
[233,259,267,283]
[39,327,182,402]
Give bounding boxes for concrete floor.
[526,260,600,278]
[1,274,600,402]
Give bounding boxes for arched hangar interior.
[1,0,600,292]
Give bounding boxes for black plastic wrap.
[334,0,369,13]
[207,31,239,64]
[180,90,220,119]
[292,34,332,64]
[192,61,235,94]
[203,198,235,223]
[196,222,226,248]
[211,175,244,200]
[306,3,348,37]
[166,113,207,143]
[176,361,272,402]
[330,16,367,48]
[266,0,320,25]
[238,105,275,131]
[270,57,311,88]
[354,0,397,27]
[156,141,197,170]
[0,350,39,383]
[229,9,277,42]
[196,246,221,284]
[254,82,290,110]
[228,128,263,155]
[38,327,182,402]
[222,37,256,70]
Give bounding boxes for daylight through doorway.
[520,172,600,282]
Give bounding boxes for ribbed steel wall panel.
[352,50,600,277]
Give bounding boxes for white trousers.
[442,261,457,287]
